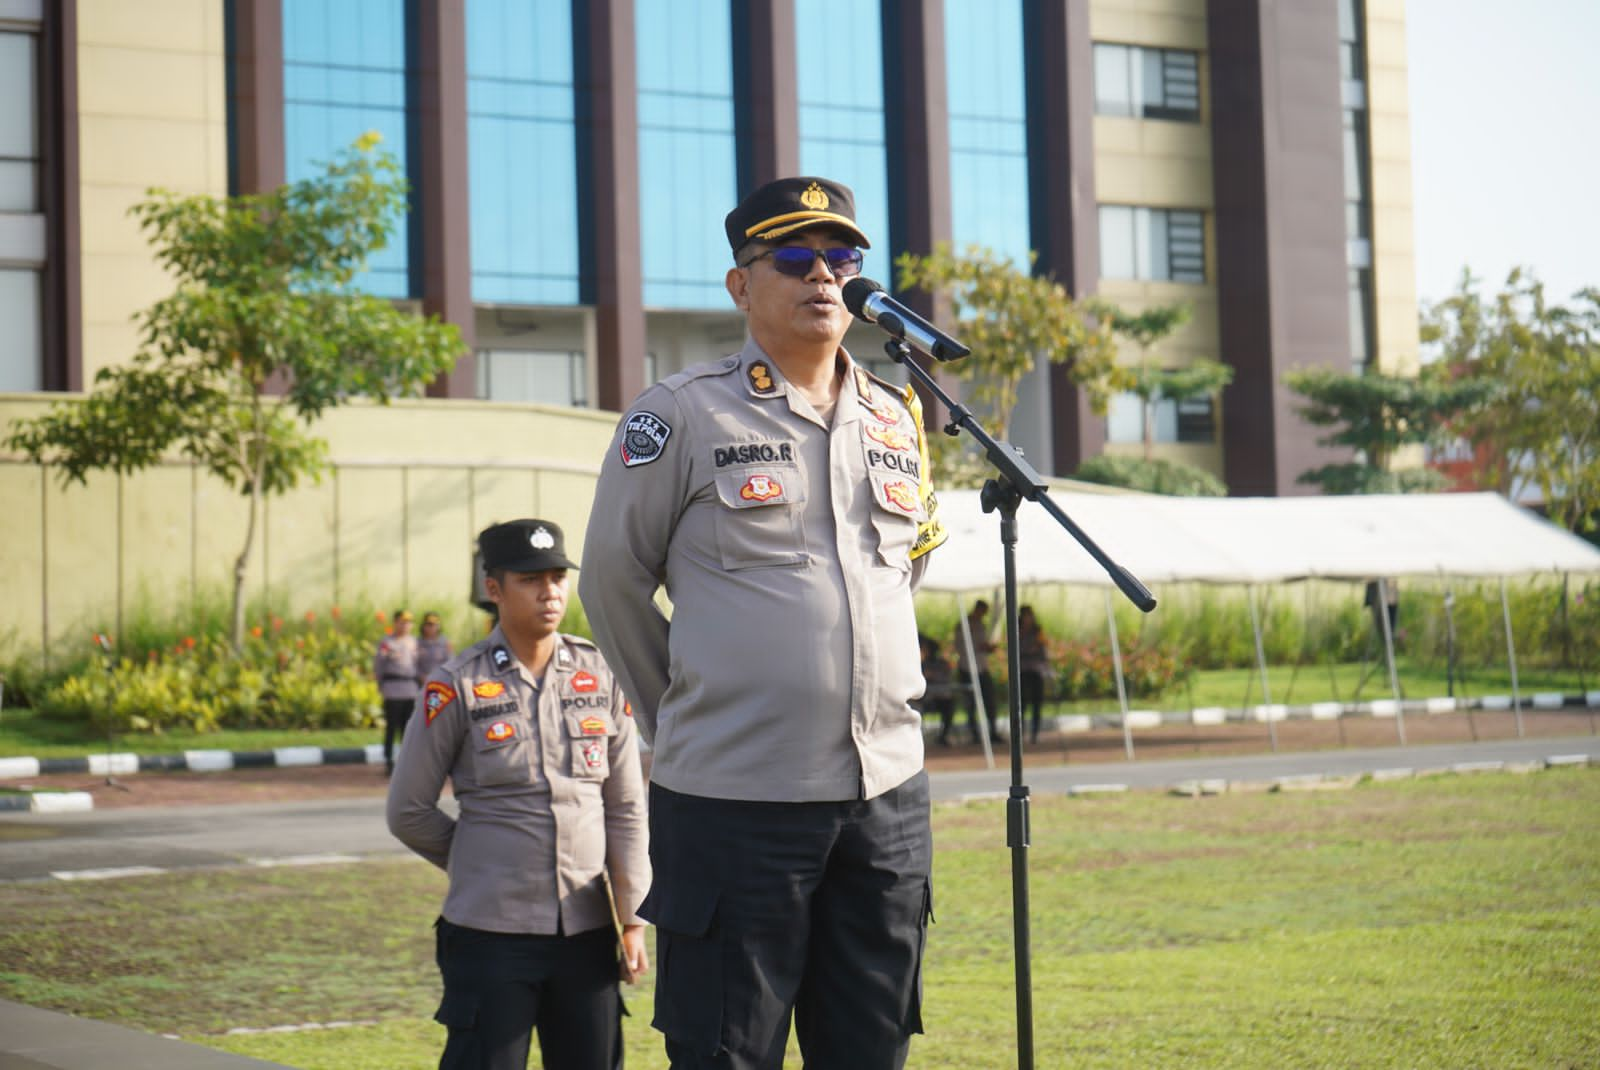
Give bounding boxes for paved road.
[2,735,1596,884]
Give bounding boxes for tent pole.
[1106,589,1133,760]
[1248,585,1278,752]
[1377,578,1406,745]
[1500,576,1523,738]
[959,603,996,769]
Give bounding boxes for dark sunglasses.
[741,246,864,278]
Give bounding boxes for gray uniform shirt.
[415,635,453,683]
[580,340,948,803]
[373,634,419,700]
[386,627,650,934]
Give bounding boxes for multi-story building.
[0,0,1421,652]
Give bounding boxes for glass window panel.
[636,0,736,309]
[0,160,36,213]
[1141,49,1165,112]
[282,0,412,298]
[0,268,42,391]
[0,32,37,158]
[1148,209,1170,281]
[1166,210,1206,282]
[1098,205,1136,280]
[1093,44,1132,116]
[467,0,580,305]
[1176,397,1215,443]
[477,348,585,406]
[946,0,1030,269]
[1106,393,1143,443]
[1152,397,1178,442]
[1349,268,1371,367]
[798,0,890,282]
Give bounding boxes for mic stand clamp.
[885,338,1155,1070]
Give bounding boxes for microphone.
[842,278,971,362]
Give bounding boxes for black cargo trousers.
[643,771,934,1070]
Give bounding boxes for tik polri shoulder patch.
[620,410,671,467]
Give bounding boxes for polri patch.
[485,721,515,743]
[424,681,457,725]
[740,474,783,502]
[621,411,671,467]
[580,715,608,736]
[571,671,599,694]
[472,680,506,699]
[581,739,606,769]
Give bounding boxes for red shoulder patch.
[571,671,599,693]
[423,681,457,725]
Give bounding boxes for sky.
[1406,0,1600,308]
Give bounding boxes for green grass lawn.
[2,658,1593,760]
[1,769,1595,1068]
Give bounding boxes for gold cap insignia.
[800,182,830,211]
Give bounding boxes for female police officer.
[389,519,649,1070]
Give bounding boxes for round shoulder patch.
[621,410,672,467]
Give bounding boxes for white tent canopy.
[921,490,1600,592]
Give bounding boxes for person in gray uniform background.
[374,608,419,775]
[389,519,650,1070]
[415,610,454,685]
[581,176,948,1069]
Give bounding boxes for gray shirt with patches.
[386,627,650,934]
[580,339,948,803]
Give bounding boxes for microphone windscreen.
[842,276,884,318]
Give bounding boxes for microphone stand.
[887,339,1156,1070]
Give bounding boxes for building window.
[798,0,890,283]
[467,0,580,306]
[946,0,1031,269]
[1349,267,1373,369]
[1340,0,1375,369]
[635,0,736,309]
[1093,43,1200,122]
[282,0,413,299]
[476,349,586,407]
[1098,206,1205,283]
[0,25,43,391]
[1106,392,1217,445]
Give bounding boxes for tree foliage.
[5,135,464,648]
[1072,455,1228,497]
[1423,268,1600,531]
[1092,300,1234,461]
[1283,363,1490,495]
[894,244,1123,485]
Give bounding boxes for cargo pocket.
[470,718,532,787]
[434,988,479,1031]
[712,467,807,571]
[906,878,934,1036]
[565,713,616,779]
[647,879,725,1057]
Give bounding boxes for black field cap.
[478,519,579,573]
[725,176,871,253]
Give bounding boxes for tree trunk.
[231,480,261,652]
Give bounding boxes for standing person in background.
[581,176,947,1069]
[920,633,959,746]
[388,519,650,1070]
[374,608,418,776]
[954,599,997,745]
[415,611,454,685]
[1017,605,1050,744]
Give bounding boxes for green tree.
[5,135,464,649]
[1091,302,1232,462]
[1283,363,1490,494]
[1424,268,1600,531]
[1072,454,1228,496]
[894,244,1123,485]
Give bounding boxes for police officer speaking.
[388,519,650,1070]
[581,176,948,1069]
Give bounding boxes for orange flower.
[250,625,264,639]
[304,610,317,624]
[375,610,387,623]
[384,626,394,636]
[182,636,197,650]
[271,616,283,632]
[330,606,343,620]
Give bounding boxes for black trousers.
[1019,670,1045,742]
[957,670,997,743]
[433,919,623,1070]
[644,773,933,1070]
[382,697,413,770]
